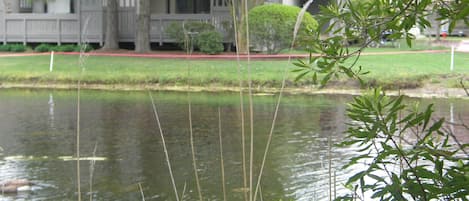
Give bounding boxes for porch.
[0,0,231,45]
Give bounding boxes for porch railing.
[0,13,232,45]
[2,14,81,45]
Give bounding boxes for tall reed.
[183,25,203,201]
[138,182,145,201]
[241,1,255,200]
[218,107,227,201]
[230,0,248,200]
[253,1,316,200]
[149,92,180,201]
[76,17,91,201]
[76,77,81,201]
[328,135,332,201]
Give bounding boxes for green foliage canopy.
[293,0,469,87]
[166,21,217,52]
[290,1,469,200]
[248,4,318,54]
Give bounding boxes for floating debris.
[232,187,250,193]
[1,155,106,161]
[0,179,33,193]
[253,93,275,96]
[58,156,107,161]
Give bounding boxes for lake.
[0,89,467,200]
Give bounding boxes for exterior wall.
[81,0,104,44]
[48,0,71,14]
[4,0,19,13]
[150,0,168,14]
[32,0,46,13]
[0,0,232,45]
[282,0,300,6]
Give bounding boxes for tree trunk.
[103,0,119,50]
[135,0,150,53]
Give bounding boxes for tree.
[292,0,469,200]
[103,0,119,50]
[135,0,150,53]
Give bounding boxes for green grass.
[349,52,469,89]
[279,38,451,54]
[0,52,467,90]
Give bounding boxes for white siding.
[48,0,71,14]
[282,0,300,6]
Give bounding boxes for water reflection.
[48,93,55,129]
[0,89,467,200]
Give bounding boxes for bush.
[166,21,216,51]
[54,44,76,52]
[0,44,11,52]
[248,4,318,53]
[34,43,53,52]
[196,31,224,54]
[9,44,27,52]
[74,44,94,52]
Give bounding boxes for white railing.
[2,14,81,44]
[0,12,232,45]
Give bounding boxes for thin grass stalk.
[188,102,203,201]
[334,170,337,200]
[230,1,248,200]
[149,92,180,201]
[76,77,81,201]
[76,17,91,201]
[89,142,98,201]
[242,1,255,201]
[180,182,187,201]
[183,24,203,201]
[328,135,332,201]
[258,185,263,201]
[138,182,145,201]
[252,1,315,200]
[218,107,227,201]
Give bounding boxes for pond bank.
[1,82,467,99]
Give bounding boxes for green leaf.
[320,72,333,87]
[347,170,367,184]
[294,71,309,82]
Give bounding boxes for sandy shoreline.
[1,82,467,99]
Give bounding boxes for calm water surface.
[0,89,467,200]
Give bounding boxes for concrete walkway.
[0,49,452,59]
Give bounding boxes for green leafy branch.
[293,0,469,88]
[336,88,469,201]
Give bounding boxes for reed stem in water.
[149,92,180,201]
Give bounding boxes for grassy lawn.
[280,38,453,54]
[0,52,467,89]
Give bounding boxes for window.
[19,0,33,13]
[176,0,210,14]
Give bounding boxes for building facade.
[0,0,231,45]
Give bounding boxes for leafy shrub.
[196,31,224,54]
[34,43,53,52]
[54,44,76,52]
[0,44,11,52]
[248,4,318,53]
[166,21,216,51]
[9,44,27,52]
[74,44,94,52]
